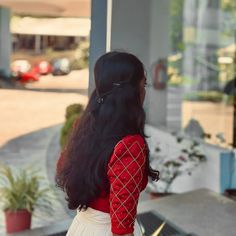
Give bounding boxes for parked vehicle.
[17,69,40,83]
[11,60,31,75]
[34,60,52,75]
[11,60,39,83]
[51,58,71,76]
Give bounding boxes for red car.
[34,61,52,75]
[11,60,40,83]
[18,69,40,83]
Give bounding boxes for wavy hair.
[56,52,159,210]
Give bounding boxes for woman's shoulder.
[113,134,146,157]
[118,134,145,145]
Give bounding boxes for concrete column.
[149,0,170,64]
[147,0,170,128]
[0,7,11,78]
[109,0,153,124]
[89,0,111,96]
[110,0,151,67]
[89,0,170,128]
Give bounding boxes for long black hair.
[56,52,159,210]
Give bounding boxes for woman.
[56,52,159,236]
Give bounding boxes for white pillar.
[0,7,11,78]
[89,0,111,96]
[110,0,151,67]
[109,0,152,123]
[149,0,170,64]
[89,0,171,128]
[147,0,170,128]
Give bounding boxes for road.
[0,69,89,146]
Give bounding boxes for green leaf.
[176,137,183,143]
[181,149,189,153]
[0,163,54,214]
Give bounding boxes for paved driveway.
[0,69,88,146]
[0,69,88,233]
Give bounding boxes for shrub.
[65,104,83,120]
[60,103,84,149]
[184,91,223,103]
[70,40,89,70]
[70,59,87,70]
[147,134,207,193]
[60,114,80,148]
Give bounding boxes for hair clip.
[113,80,130,87]
[113,83,121,86]
[97,97,104,104]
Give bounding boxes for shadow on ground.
[24,87,88,95]
[4,86,88,95]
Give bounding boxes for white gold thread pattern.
[108,135,146,234]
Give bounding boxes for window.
[152,0,235,147]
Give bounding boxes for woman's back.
[56,52,159,236]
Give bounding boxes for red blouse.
[90,134,148,234]
[57,134,148,235]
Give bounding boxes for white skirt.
[66,207,143,236]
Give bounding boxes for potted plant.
[147,134,207,197]
[0,164,54,233]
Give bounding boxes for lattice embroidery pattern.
[108,140,146,229]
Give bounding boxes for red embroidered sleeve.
[107,135,147,235]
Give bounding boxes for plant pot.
[5,209,32,233]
